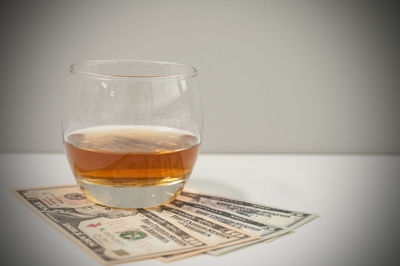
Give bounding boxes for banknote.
[13,185,316,262]
[154,205,259,262]
[13,185,221,264]
[178,191,318,229]
[169,199,290,255]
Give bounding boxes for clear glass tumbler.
[62,60,202,208]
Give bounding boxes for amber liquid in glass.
[64,126,200,192]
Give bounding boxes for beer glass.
[62,60,202,208]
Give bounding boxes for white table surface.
[1,153,399,266]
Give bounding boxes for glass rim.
[70,59,198,80]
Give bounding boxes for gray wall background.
[0,0,399,154]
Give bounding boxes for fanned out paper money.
[175,191,318,256]
[14,185,317,264]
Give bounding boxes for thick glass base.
[77,179,186,209]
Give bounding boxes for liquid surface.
[64,125,200,187]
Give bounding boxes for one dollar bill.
[154,204,259,262]
[13,185,249,264]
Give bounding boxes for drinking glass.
[62,60,202,208]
